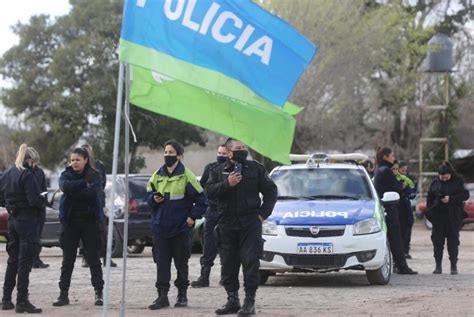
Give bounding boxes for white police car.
[260,153,399,285]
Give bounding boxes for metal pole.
[444,73,449,161]
[102,62,124,317]
[119,64,131,317]
[419,142,423,198]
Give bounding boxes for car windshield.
[271,168,372,200]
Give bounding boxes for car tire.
[366,243,391,285]
[127,245,145,254]
[259,270,271,285]
[424,217,433,230]
[111,225,124,258]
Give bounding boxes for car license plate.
[297,243,333,255]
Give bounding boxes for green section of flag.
[121,40,302,115]
[130,65,298,164]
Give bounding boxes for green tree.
[261,0,472,162]
[0,0,205,172]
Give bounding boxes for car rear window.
[271,168,372,200]
[129,177,148,200]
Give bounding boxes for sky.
[0,0,71,62]
[0,0,71,119]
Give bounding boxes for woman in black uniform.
[53,147,104,307]
[427,162,469,274]
[373,146,417,275]
[0,144,45,313]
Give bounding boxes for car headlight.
[262,220,278,236]
[353,218,381,235]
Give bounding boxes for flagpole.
[119,64,131,317]
[103,62,124,317]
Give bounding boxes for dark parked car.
[1,174,205,254]
[40,175,153,257]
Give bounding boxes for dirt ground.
[1,220,473,317]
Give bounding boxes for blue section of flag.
[121,0,317,106]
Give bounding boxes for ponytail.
[15,144,29,170]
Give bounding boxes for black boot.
[450,261,458,275]
[237,291,256,316]
[16,297,42,314]
[52,290,70,306]
[433,258,442,274]
[174,289,188,308]
[33,259,50,269]
[148,289,170,310]
[397,262,418,275]
[1,297,14,310]
[215,291,241,315]
[191,266,211,288]
[95,289,103,306]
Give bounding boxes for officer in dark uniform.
[205,139,277,316]
[52,147,104,307]
[374,146,417,275]
[426,162,469,274]
[80,144,117,268]
[191,144,228,288]
[0,144,45,313]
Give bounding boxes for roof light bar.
[289,153,369,164]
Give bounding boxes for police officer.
[191,144,228,288]
[30,153,50,269]
[394,160,416,259]
[426,162,469,274]
[205,139,277,316]
[80,144,117,268]
[374,146,417,275]
[146,139,207,310]
[0,144,45,313]
[52,147,104,307]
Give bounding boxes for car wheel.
[111,226,124,258]
[259,270,271,285]
[366,243,391,285]
[424,217,433,230]
[127,245,145,254]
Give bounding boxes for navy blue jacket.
[0,165,45,213]
[374,160,403,199]
[59,166,103,224]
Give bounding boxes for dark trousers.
[398,201,413,255]
[200,213,219,268]
[219,218,262,294]
[385,205,408,268]
[79,214,108,259]
[3,215,39,302]
[431,218,460,263]
[34,210,46,263]
[58,220,104,292]
[152,231,191,291]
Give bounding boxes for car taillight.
[128,199,139,214]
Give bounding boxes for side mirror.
[381,192,400,205]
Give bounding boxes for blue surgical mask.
[216,156,227,163]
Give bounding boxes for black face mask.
[232,150,248,163]
[216,156,227,163]
[164,155,178,167]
